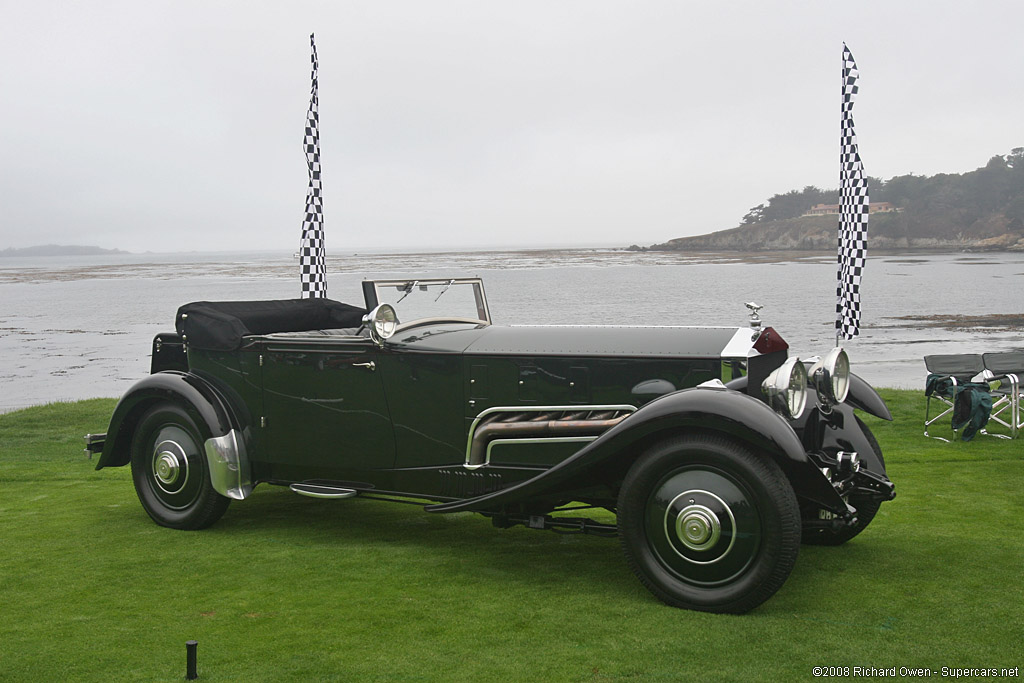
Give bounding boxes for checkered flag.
[299,33,327,298]
[836,43,868,341]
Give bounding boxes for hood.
[464,325,753,359]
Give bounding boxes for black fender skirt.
[94,371,237,470]
[426,387,849,515]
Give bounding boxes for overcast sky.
[1,1,1021,254]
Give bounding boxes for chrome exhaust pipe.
[469,412,628,466]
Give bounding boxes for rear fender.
[427,386,847,514]
[95,371,253,499]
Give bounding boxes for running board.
[289,483,358,499]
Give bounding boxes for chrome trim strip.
[464,404,636,468]
[476,436,598,469]
[394,317,490,331]
[203,429,252,500]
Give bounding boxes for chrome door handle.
[352,361,376,371]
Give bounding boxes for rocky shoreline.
[630,215,1024,253]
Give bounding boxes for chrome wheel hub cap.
[155,451,180,485]
[676,504,721,551]
[661,488,739,567]
[152,439,190,495]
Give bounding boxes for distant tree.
[865,176,886,201]
[742,186,839,224]
[880,174,922,208]
[1007,147,1024,168]
[742,204,765,225]
[1005,196,1024,226]
[734,147,1024,239]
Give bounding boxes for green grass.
[1,393,1021,681]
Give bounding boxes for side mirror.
[363,304,398,347]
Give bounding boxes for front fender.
[845,373,892,421]
[726,371,892,421]
[427,387,848,514]
[95,371,236,470]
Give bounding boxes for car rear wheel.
[802,417,883,546]
[130,403,230,530]
[617,434,801,614]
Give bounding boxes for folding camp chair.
[923,354,998,441]
[982,352,1024,438]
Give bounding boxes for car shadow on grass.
[206,485,643,599]
[192,483,910,615]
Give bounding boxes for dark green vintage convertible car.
[88,277,895,614]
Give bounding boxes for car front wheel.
[130,403,230,530]
[617,434,801,614]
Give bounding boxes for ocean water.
[1,248,1022,412]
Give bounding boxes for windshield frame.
[361,277,492,329]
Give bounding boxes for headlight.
[809,347,850,407]
[762,357,808,419]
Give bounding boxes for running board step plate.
[290,483,358,499]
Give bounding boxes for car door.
[260,335,396,477]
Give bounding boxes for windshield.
[367,278,491,328]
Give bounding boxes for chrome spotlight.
[364,304,398,346]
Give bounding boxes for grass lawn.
[1,392,1022,681]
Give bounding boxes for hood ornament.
[745,301,763,340]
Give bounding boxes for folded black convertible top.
[176,299,367,351]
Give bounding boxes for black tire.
[617,434,801,614]
[130,403,230,530]
[802,417,883,546]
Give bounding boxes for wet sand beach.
[1,248,1021,412]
